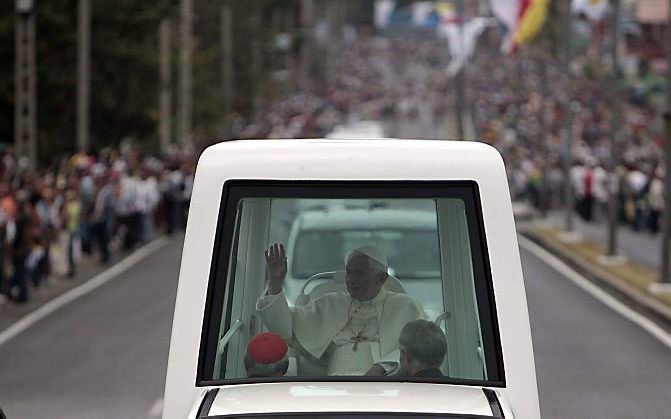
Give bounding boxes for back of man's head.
[244,332,289,378]
[399,319,447,372]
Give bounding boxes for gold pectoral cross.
[349,330,368,351]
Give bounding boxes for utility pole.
[271,8,281,72]
[252,11,263,120]
[300,0,314,93]
[539,54,550,218]
[605,0,622,260]
[325,2,340,86]
[562,0,575,233]
[286,9,298,91]
[454,0,465,139]
[221,5,233,135]
[77,0,91,154]
[159,18,172,153]
[14,0,37,169]
[179,0,193,149]
[654,0,671,292]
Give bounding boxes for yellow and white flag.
[490,0,549,53]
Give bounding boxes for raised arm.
[265,243,287,295]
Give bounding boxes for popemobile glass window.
[199,182,503,385]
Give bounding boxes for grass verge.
[529,224,671,308]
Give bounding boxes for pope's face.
[345,254,386,301]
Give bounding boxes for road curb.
[519,226,671,334]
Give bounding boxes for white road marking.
[518,235,671,349]
[0,237,171,347]
[147,397,163,418]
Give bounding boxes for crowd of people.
[222,25,669,237]
[231,28,668,238]
[467,49,666,234]
[230,33,452,140]
[4,26,668,303]
[0,147,195,305]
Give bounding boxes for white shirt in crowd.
[650,177,664,211]
[570,164,584,197]
[627,170,647,195]
[136,176,160,214]
[592,166,608,203]
[116,176,139,216]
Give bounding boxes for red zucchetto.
[246,332,288,364]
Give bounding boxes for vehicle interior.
[202,188,501,385]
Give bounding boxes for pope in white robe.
[257,243,425,376]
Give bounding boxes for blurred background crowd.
[230,36,451,140]
[0,147,195,304]
[4,0,671,302]
[472,51,667,234]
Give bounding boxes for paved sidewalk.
[518,210,671,331]
[544,210,663,272]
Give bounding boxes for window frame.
[197,180,505,387]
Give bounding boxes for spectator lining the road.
[0,147,196,306]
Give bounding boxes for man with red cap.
[244,332,289,378]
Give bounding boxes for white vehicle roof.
[163,139,539,419]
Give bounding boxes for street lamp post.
[77,0,91,154]
[220,5,234,136]
[652,0,671,293]
[539,53,550,218]
[178,0,193,150]
[604,0,624,263]
[562,1,576,234]
[14,0,37,169]
[454,0,465,139]
[159,18,172,154]
[300,0,314,93]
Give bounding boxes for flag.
[572,0,609,21]
[435,1,458,24]
[439,17,497,77]
[412,2,434,26]
[374,0,396,29]
[513,0,549,46]
[490,0,549,53]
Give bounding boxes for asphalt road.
[0,234,670,418]
[0,237,181,419]
[521,244,671,419]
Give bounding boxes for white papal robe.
[257,287,425,375]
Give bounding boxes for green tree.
[0,1,173,165]
[1,0,312,162]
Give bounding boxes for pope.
[257,242,425,376]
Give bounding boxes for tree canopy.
[1,1,380,165]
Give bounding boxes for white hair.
[345,250,388,275]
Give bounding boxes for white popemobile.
[163,139,540,419]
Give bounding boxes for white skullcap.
[347,245,388,268]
